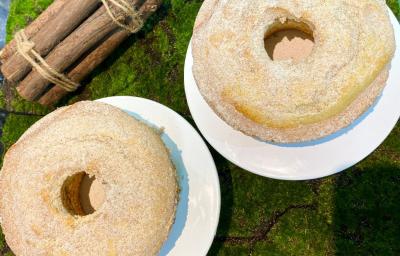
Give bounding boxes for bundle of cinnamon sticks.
[0,0,161,106]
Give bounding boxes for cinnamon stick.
[38,0,162,106]
[1,0,101,83]
[0,0,68,64]
[38,29,127,106]
[17,0,141,101]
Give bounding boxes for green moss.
[1,0,399,255]
[381,124,400,152]
[223,169,314,237]
[0,228,5,251]
[1,113,41,160]
[9,88,50,115]
[387,0,400,20]
[254,209,334,256]
[0,90,7,109]
[6,0,53,42]
[333,160,400,255]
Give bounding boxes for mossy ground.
[1,0,399,255]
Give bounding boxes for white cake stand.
[184,10,400,180]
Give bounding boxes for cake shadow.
[124,111,189,256]
[332,162,400,254]
[158,133,189,255]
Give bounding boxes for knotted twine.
[101,0,144,33]
[14,0,144,92]
[15,30,79,92]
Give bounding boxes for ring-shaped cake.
[0,101,178,255]
[192,0,395,142]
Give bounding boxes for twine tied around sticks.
[101,0,144,33]
[15,30,79,92]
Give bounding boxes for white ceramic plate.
[96,96,220,256]
[184,10,400,181]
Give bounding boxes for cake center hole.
[61,172,106,216]
[264,19,315,61]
